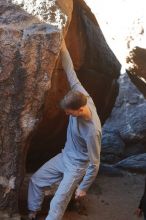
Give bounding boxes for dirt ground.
[27,173,145,220]
[64,173,145,220]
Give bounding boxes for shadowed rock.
[115,153,146,173]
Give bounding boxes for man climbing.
[28,38,102,220]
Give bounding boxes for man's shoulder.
[79,116,101,138]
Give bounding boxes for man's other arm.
[78,131,101,192]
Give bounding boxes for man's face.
[64,108,82,117]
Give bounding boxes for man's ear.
[79,107,84,112]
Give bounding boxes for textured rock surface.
[0,0,72,215]
[115,153,146,173]
[0,0,121,215]
[102,73,146,168]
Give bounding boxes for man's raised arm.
[61,40,89,96]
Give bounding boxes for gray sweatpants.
[28,153,85,220]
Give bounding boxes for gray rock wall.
[102,72,146,172]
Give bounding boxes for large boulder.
[0,0,72,217]
[102,72,146,170]
[0,0,120,216]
